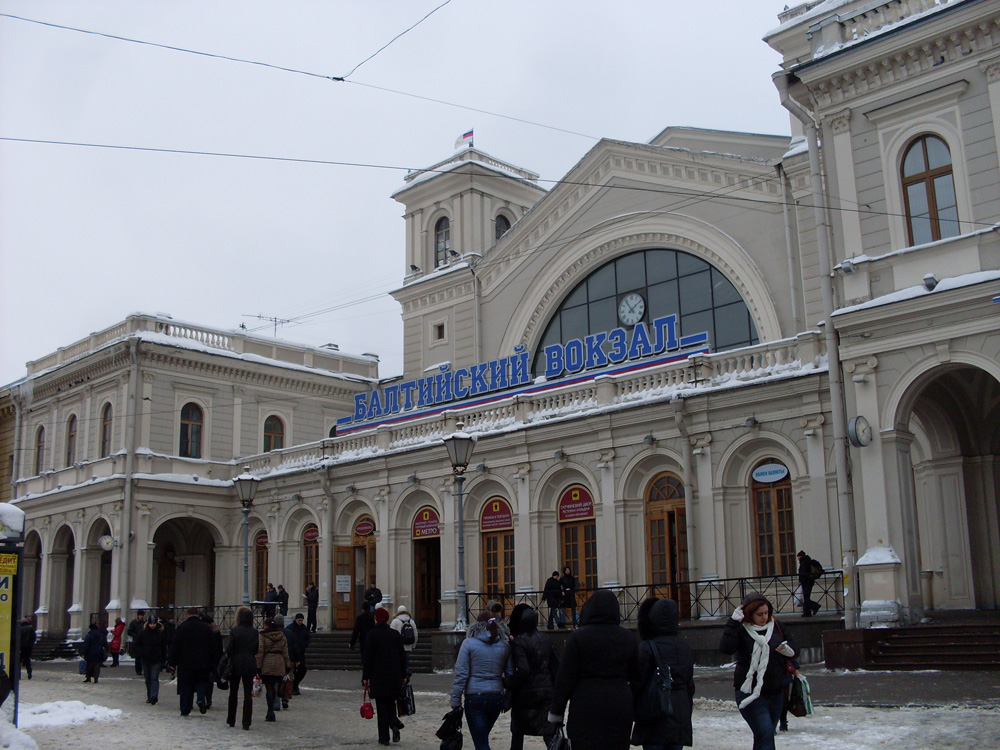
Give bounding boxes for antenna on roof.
[242,314,291,337]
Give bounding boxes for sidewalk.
[6,661,999,749]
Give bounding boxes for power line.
[339,0,452,79]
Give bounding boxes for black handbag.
[547,726,571,750]
[397,682,416,716]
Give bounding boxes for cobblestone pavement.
[11,661,1000,749]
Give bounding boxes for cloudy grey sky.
[0,1,792,386]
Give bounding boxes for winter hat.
[147,614,158,625]
[294,613,305,621]
[396,604,409,615]
[273,613,285,627]
[374,607,390,624]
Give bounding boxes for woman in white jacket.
[389,604,418,676]
[450,611,511,750]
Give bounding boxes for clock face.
[618,293,646,326]
[98,535,115,551]
[848,416,872,447]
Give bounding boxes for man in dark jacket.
[225,606,259,730]
[631,598,695,748]
[126,610,145,675]
[350,602,375,662]
[559,566,578,626]
[284,613,310,697]
[133,614,169,704]
[200,613,224,710]
[548,590,639,750]
[276,584,290,617]
[543,571,563,629]
[797,550,822,617]
[19,617,35,680]
[505,605,558,750]
[263,583,278,617]
[362,607,407,745]
[304,582,319,633]
[363,581,383,609]
[168,607,216,716]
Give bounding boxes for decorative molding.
[980,54,1000,83]
[827,108,852,134]
[864,80,969,128]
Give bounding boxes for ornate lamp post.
[443,422,477,630]
[233,466,261,607]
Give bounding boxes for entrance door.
[646,472,689,616]
[561,521,597,602]
[414,538,441,627]
[157,546,177,609]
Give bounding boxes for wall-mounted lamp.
[409,264,421,273]
[643,433,656,446]
[449,249,461,258]
[841,259,855,274]
[407,473,418,484]
[553,449,566,460]
[165,549,185,573]
[291,492,302,501]
[923,272,939,291]
[475,462,489,473]
[345,484,356,494]
[744,415,759,428]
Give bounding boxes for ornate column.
[690,434,714,579]
[67,511,86,638]
[979,55,1000,170]
[596,450,620,587]
[132,503,152,610]
[513,463,533,592]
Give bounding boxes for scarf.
[737,620,774,708]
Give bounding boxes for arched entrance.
[151,518,217,609]
[558,484,597,608]
[480,497,515,599]
[645,472,690,615]
[897,365,1000,610]
[334,514,376,628]
[412,506,441,627]
[49,525,75,634]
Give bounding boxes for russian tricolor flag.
[455,129,474,148]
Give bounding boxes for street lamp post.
[233,466,261,607]
[443,422,477,631]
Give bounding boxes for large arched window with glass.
[34,426,45,475]
[65,415,77,466]
[495,214,511,241]
[100,404,114,457]
[263,415,284,452]
[751,460,795,576]
[532,248,758,376]
[434,217,451,267]
[902,134,959,246]
[179,402,203,459]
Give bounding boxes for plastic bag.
[793,585,803,608]
[252,674,263,698]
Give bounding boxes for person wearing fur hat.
[719,593,798,750]
[363,606,408,745]
[631,597,696,749]
[389,604,418,677]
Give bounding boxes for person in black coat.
[276,584,290,617]
[133,615,169,704]
[284,613,310,696]
[304,582,319,633]
[263,583,278,617]
[796,551,821,617]
[19,617,35,680]
[631,598,695,750]
[350,602,375,659]
[362,607,407,746]
[720,592,798,750]
[542,572,563,630]
[168,607,217,716]
[505,605,558,750]
[548,589,639,750]
[81,622,107,683]
[558,566,578,626]
[226,606,260,730]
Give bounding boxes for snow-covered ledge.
[856,545,904,627]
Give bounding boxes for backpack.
[634,642,674,723]
[400,619,416,645]
[809,559,824,581]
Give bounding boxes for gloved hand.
[775,641,794,657]
[731,606,744,622]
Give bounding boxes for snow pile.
[15,701,121,730]
[0,715,36,750]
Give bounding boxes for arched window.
[328,425,337,438]
[495,214,511,240]
[302,524,319,594]
[480,498,515,598]
[34,426,45,475]
[646,472,690,616]
[532,248,758,377]
[179,402,203,459]
[902,134,959,246]
[751,460,795,576]
[434,217,451,267]
[100,404,114,457]
[254,531,269,602]
[558,485,597,604]
[65,415,77,466]
[263,415,284,452]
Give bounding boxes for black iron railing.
[465,572,844,625]
[90,602,275,632]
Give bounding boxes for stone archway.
[151,518,218,610]
[898,365,1000,611]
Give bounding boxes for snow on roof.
[0,502,26,537]
[833,270,1000,316]
[766,0,864,38]
[393,148,540,196]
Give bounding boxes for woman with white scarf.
[719,593,797,750]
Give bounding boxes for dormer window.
[902,134,959,246]
[434,217,451,267]
[495,214,511,240]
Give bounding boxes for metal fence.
[466,572,844,625]
[90,602,277,632]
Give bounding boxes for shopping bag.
[279,675,294,701]
[787,681,807,717]
[793,585,804,608]
[797,674,813,716]
[396,682,415,716]
[251,674,263,698]
[547,726,572,750]
[78,660,87,676]
[360,684,374,719]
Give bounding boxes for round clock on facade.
[98,535,116,551]
[847,415,873,447]
[617,292,646,326]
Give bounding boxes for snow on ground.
[15,700,122,729]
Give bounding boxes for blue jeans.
[736,690,784,750]
[465,692,503,750]
[143,662,162,701]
